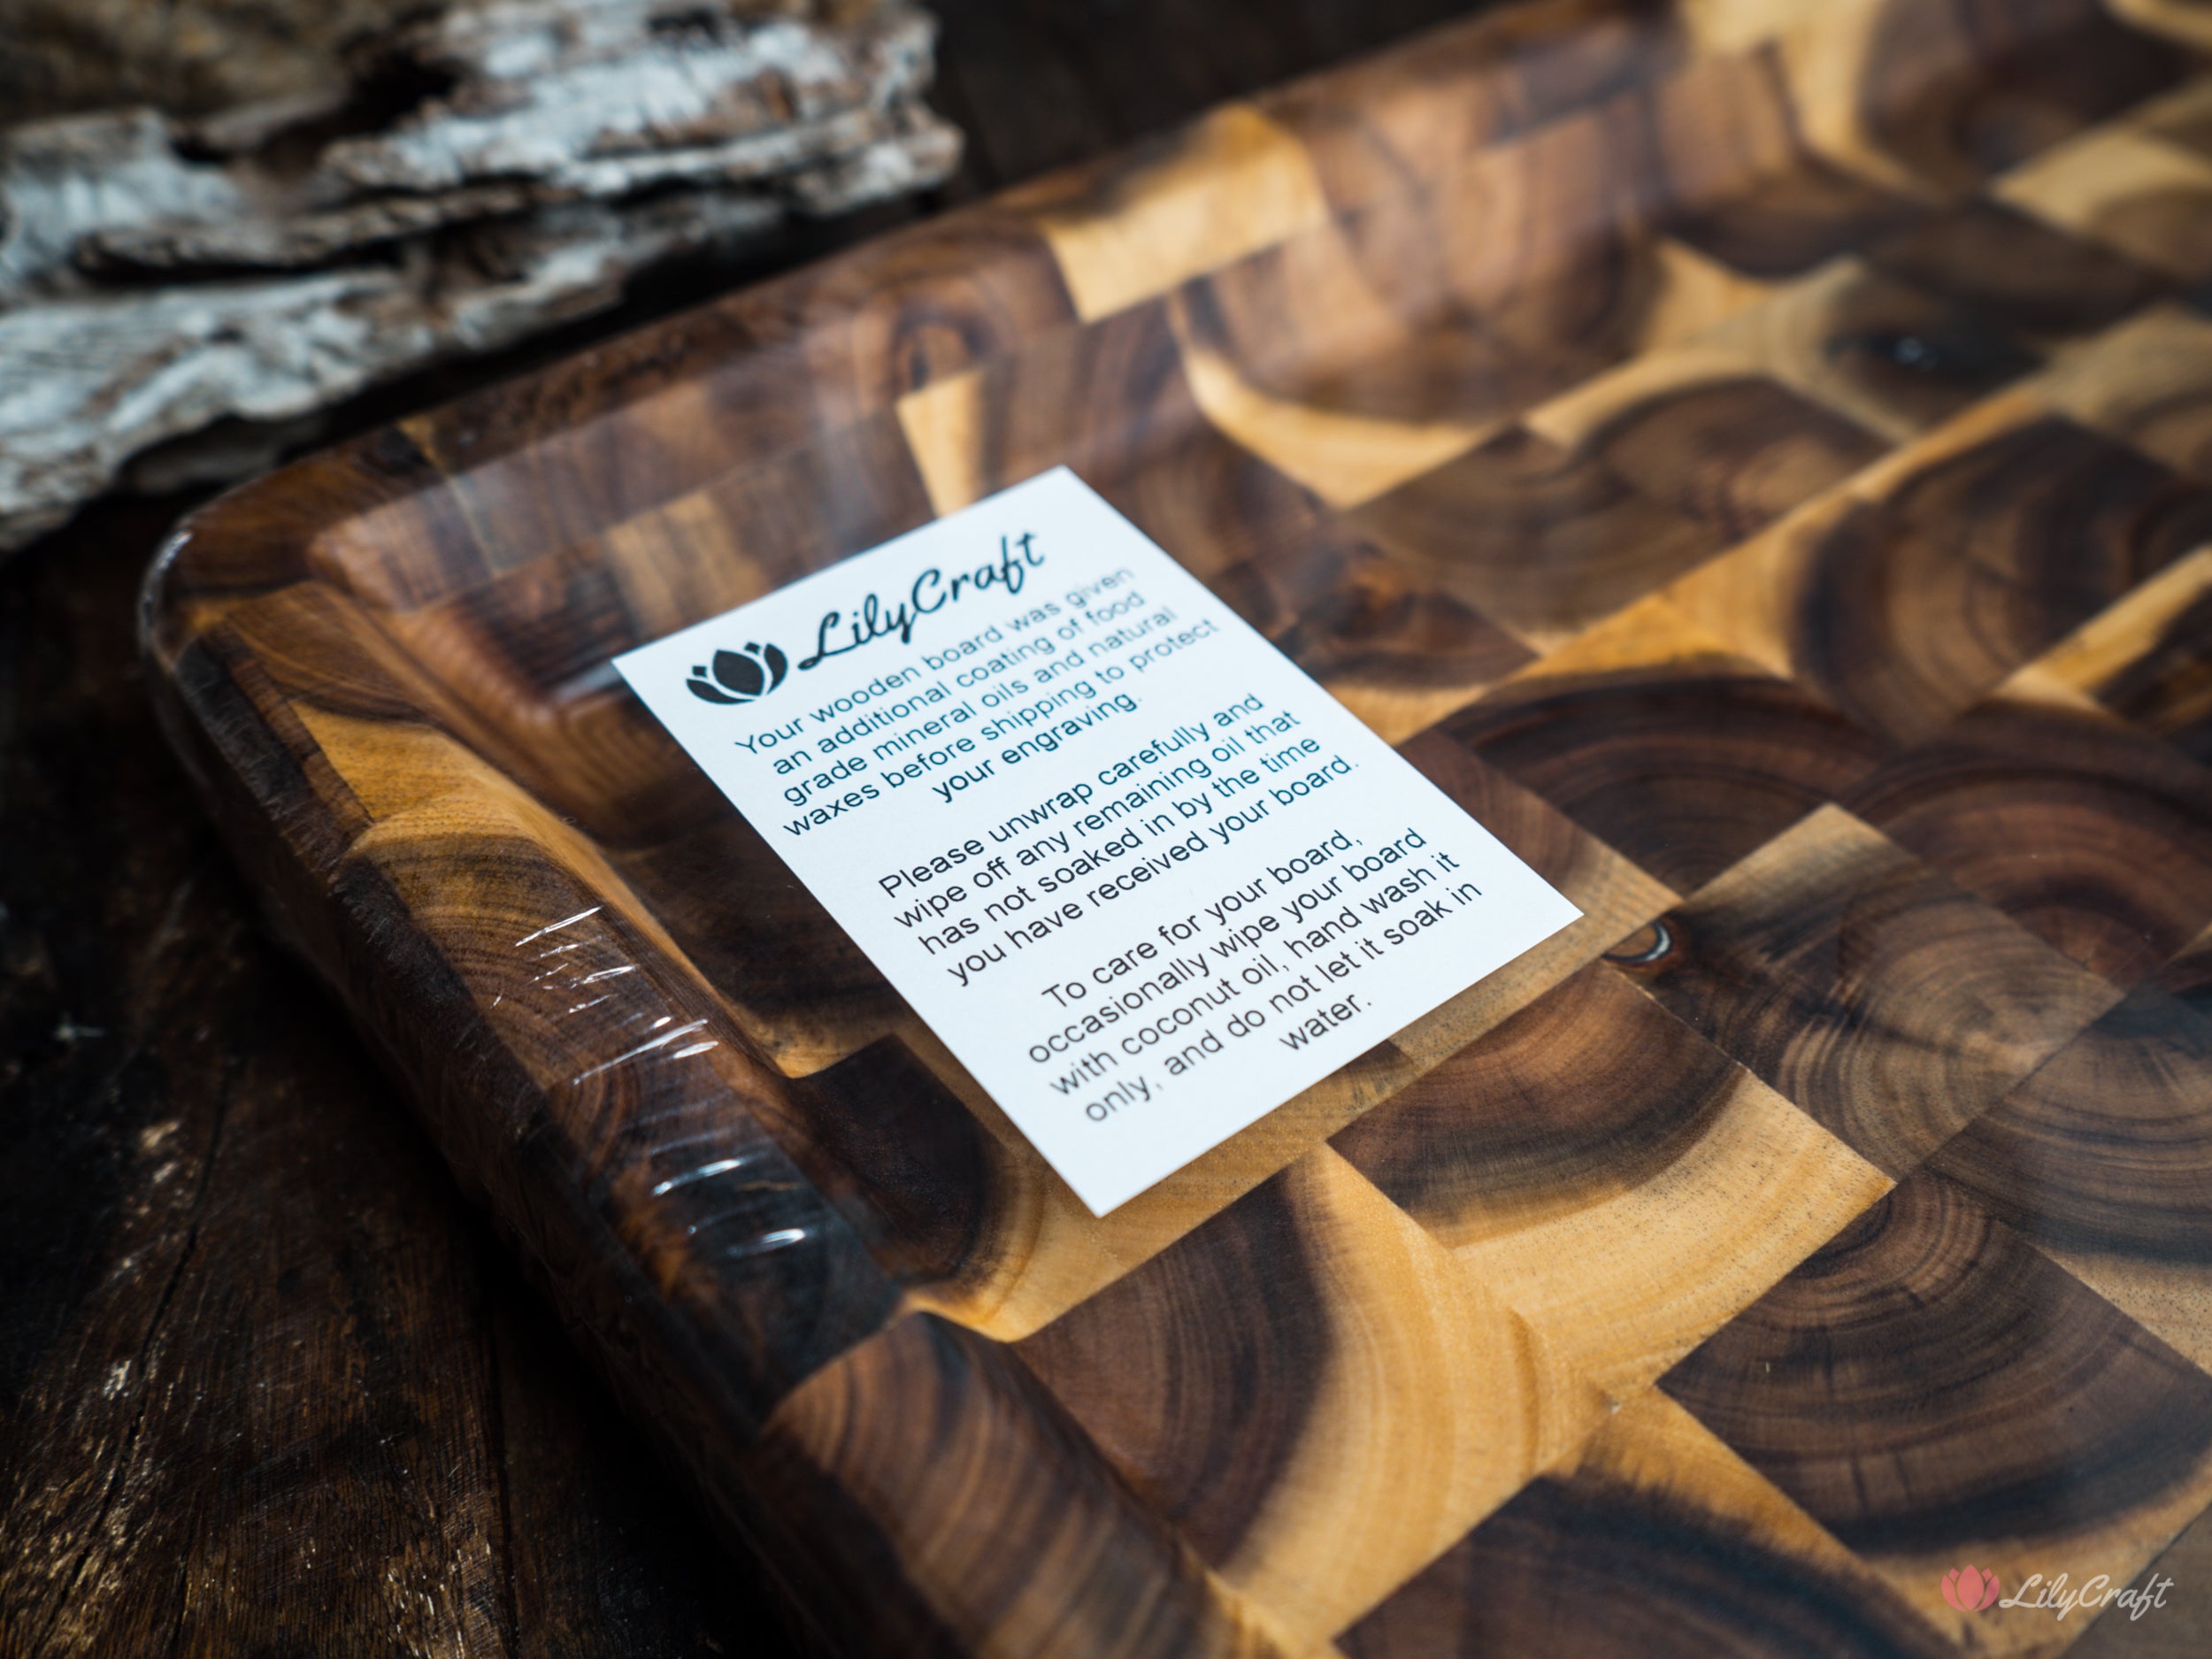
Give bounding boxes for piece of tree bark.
[0,0,958,554]
[0,0,870,124]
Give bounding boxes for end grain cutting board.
[145,0,2212,1652]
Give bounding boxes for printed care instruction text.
[615,468,1579,1213]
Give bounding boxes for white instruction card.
[616,468,1579,1214]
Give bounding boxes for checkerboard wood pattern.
[146,0,2212,1652]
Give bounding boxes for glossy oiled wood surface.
[144,0,2212,1653]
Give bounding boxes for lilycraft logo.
[1939,1563,2177,1624]
[687,642,789,706]
[1942,1565,2001,1612]
[2001,1570,2176,1624]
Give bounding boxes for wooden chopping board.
[144,0,2212,1653]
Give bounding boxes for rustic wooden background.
[0,3,1498,1653]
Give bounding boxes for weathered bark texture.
[0,0,877,123]
[0,0,957,552]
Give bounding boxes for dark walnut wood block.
[143,0,2212,1653]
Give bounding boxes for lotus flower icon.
[1942,1565,2001,1612]
[687,642,788,705]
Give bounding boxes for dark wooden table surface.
[0,4,1491,1654]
